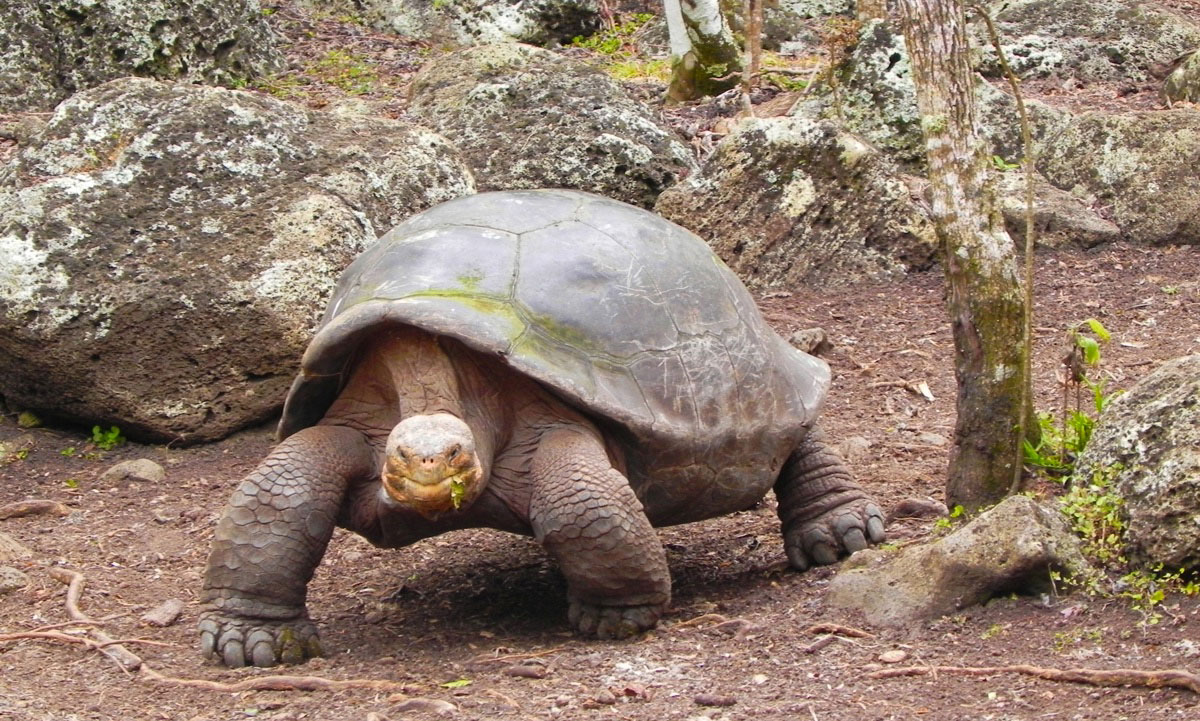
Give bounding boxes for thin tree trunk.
[664,0,743,101]
[896,0,1030,510]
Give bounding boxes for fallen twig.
[867,664,1200,695]
[804,623,874,638]
[35,567,414,692]
[0,499,70,520]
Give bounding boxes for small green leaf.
[440,678,472,689]
[1084,318,1111,342]
[1075,336,1100,366]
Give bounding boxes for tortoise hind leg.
[200,425,376,667]
[528,427,670,639]
[775,426,885,570]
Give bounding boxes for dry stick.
[0,499,70,520]
[804,623,874,638]
[971,3,1038,496]
[42,568,411,692]
[867,664,1200,695]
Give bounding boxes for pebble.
[594,689,617,705]
[0,531,33,562]
[392,698,457,716]
[0,566,30,594]
[101,458,166,484]
[140,598,185,627]
[694,693,737,707]
[878,649,909,664]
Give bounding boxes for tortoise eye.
[448,443,462,459]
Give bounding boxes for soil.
[4,4,1200,721]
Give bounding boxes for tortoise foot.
[784,498,886,571]
[198,610,322,668]
[568,599,665,640]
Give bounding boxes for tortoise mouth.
[381,463,483,516]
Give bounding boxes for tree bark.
[896,0,1030,509]
[664,0,744,101]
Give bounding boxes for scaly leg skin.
[199,425,377,667]
[775,426,886,570]
[529,428,670,640]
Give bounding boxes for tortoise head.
[381,413,484,518]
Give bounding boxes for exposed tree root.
[0,499,70,519]
[867,664,1200,695]
[0,568,412,692]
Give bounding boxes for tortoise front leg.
[199,425,376,667]
[775,426,886,570]
[529,428,671,639]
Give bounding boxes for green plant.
[310,49,379,95]
[932,504,966,531]
[91,425,126,451]
[64,478,79,489]
[1023,319,1118,479]
[570,13,654,56]
[60,446,77,457]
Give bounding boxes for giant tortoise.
[200,189,885,667]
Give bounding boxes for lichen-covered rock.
[1037,110,1200,244]
[972,0,1200,83]
[794,20,1070,167]
[0,0,284,113]
[1075,355,1200,571]
[408,43,695,208]
[655,116,935,290]
[298,0,600,46]
[1163,48,1200,104]
[0,78,475,443]
[827,495,1088,627]
[991,170,1121,249]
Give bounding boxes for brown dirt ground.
[4,4,1200,721]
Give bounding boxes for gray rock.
[1163,49,1200,105]
[101,459,166,484]
[973,0,1200,84]
[828,495,1087,626]
[886,497,949,522]
[1075,355,1200,571]
[298,0,601,46]
[408,43,694,208]
[655,116,936,290]
[1038,110,1200,244]
[140,598,185,627]
[0,532,33,563]
[0,566,29,595]
[794,20,1070,168]
[991,170,1121,249]
[0,0,284,112]
[0,78,475,443]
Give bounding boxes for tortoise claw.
[784,499,886,571]
[198,611,322,668]
[568,600,664,640]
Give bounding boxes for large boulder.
[297,0,601,46]
[1037,110,1200,244]
[973,0,1200,84]
[828,496,1088,627]
[655,116,936,290]
[794,20,1070,167]
[408,43,695,208]
[0,78,475,443]
[0,0,284,113]
[1075,355,1200,571]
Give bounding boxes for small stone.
[695,693,736,707]
[0,532,33,562]
[503,664,548,679]
[789,327,832,356]
[594,690,617,705]
[878,649,908,664]
[916,432,948,447]
[835,436,872,463]
[392,698,457,716]
[886,497,950,522]
[0,566,30,594]
[140,599,185,627]
[101,459,166,484]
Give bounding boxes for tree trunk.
[664,0,743,101]
[897,0,1031,510]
